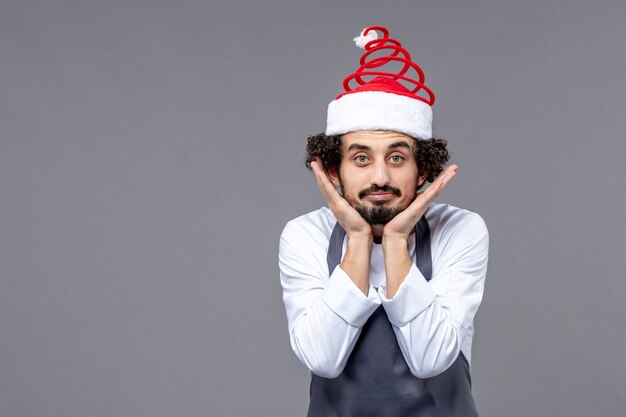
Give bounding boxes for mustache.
[358,185,402,199]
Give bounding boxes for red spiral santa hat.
[326,26,435,139]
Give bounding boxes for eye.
[389,155,404,164]
[354,155,369,164]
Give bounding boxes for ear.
[417,171,428,188]
[327,166,341,188]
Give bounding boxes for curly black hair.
[305,132,450,187]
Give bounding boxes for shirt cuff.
[378,263,436,327]
[322,265,381,327]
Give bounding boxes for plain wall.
[2,0,625,416]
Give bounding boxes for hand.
[383,164,458,242]
[310,158,372,240]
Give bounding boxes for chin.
[367,199,407,210]
[355,206,403,225]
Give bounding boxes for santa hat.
[325,26,435,140]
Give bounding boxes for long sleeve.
[378,211,489,378]
[279,218,380,378]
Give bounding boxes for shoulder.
[426,203,488,241]
[278,207,337,275]
[281,207,336,239]
[279,207,337,254]
[426,203,489,272]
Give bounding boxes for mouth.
[364,191,396,202]
[359,185,401,203]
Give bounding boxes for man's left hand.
[383,164,458,242]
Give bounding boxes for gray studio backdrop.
[2,1,625,416]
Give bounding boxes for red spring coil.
[342,26,435,106]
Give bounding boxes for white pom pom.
[353,28,378,49]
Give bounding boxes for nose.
[371,160,390,187]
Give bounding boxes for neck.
[372,225,384,244]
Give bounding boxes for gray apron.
[307,216,479,417]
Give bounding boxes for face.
[328,130,427,224]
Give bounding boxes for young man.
[279,26,489,417]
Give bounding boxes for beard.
[339,180,414,225]
[354,205,403,225]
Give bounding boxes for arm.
[279,159,382,378]
[378,164,489,378]
[379,212,489,378]
[279,219,380,378]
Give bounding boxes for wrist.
[347,231,373,245]
[342,232,373,296]
[382,235,409,250]
[344,234,373,264]
[346,235,374,257]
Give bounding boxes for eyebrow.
[347,143,372,152]
[347,141,412,152]
[387,141,411,150]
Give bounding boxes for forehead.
[341,130,415,150]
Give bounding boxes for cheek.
[392,169,419,190]
[341,181,360,199]
[339,167,366,188]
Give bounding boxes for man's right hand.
[310,158,372,241]
[311,158,373,295]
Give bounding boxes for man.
[279,26,489,417]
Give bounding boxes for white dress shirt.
[279,203,489,379]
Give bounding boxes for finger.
[385,165,458,229]
[404,165,457,215]
[434,164,458,185]
[422,164,457,201]
[310,159,346,207]
[310,159,336,198]
[311,159,366,233]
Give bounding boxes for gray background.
[2,0,625,416]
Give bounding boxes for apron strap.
[327,213,432,281]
